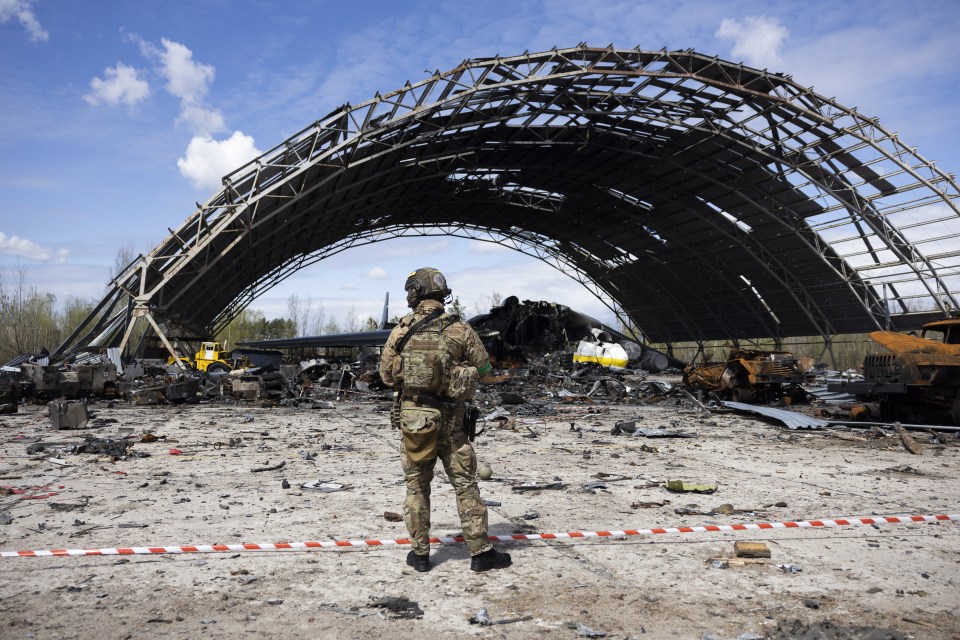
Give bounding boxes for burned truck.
[683,348,815,404]
[828,318,960,424]
[19,362,119,401]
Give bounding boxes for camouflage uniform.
[380,298,494,557]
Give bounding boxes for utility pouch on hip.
[401,406,441,463]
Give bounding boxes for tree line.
[0,266,94,364]
[0,265,380,364]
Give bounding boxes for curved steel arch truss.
[57,45,960,359]
[209,223,636,338]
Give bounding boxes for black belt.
[402,393,444,409]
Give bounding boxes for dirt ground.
[1,380,958,639]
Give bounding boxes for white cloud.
[340,282,357,290]
[156,38,215,104]
[176,131,261,191]
[155,38,225,136]
[468,239,509,254]
[0,231,68,262]
[132,37,248,188]
[177,102,225,137]
[129,36,225,136]
[0,0,47,42]
[84,62,150,107]
[716,16,788,69]
[365,267,388,279]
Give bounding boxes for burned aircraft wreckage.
[5,46,959,422]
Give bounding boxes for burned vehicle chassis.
[683,349,813,404]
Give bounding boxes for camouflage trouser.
[400,402,491,557]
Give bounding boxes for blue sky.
[1,0,958,327]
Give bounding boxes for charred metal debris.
[1,298,683,415]
[4,298,960,434]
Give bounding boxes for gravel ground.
[1,383,958,639]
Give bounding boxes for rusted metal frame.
[142,129,357,304]
[433,69,476,105]
[637,147,852,337]
[209,222,635,337]
[220,114,331,187]
[70,55,544,336]
[51,287,125,358]
[632,108,890,321]
[634,173,837,338]
[804,163,953,311]
[457,84,539,138]
[390,58,613,144]
[675,79,737,122]
[99,46,952,344]
[708,55,752,91]
[808,106,960,304]
[514,86,587,137]
[593,65,832,128]
[503,81,567,131]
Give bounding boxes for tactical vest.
[401,315,453,396]
[399,314,480,402]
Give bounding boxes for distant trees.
[215,309,296,349]
[449,296,467,319]
[473,291,502,315]
[0,263,415,362]
[0,265,96,363]
[287,294,326,336]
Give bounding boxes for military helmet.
[405,267,451,304]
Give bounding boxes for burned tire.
[206,362,231,375]
[731,386,755,403]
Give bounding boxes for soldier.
[380,267,513,573]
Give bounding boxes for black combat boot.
[470,548,512,572]
[406,550,431,572]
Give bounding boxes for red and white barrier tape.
[2,514,956,558]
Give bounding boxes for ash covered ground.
[1,377,958,639]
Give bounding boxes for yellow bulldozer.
[168,341,246,373]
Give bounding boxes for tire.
[731,386,755,403]
[206,362,231,375]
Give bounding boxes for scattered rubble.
[2,301,959,638]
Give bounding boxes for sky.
[1,0,958,328]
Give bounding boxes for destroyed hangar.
[49,45,959,368]
[2,44,960,639]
